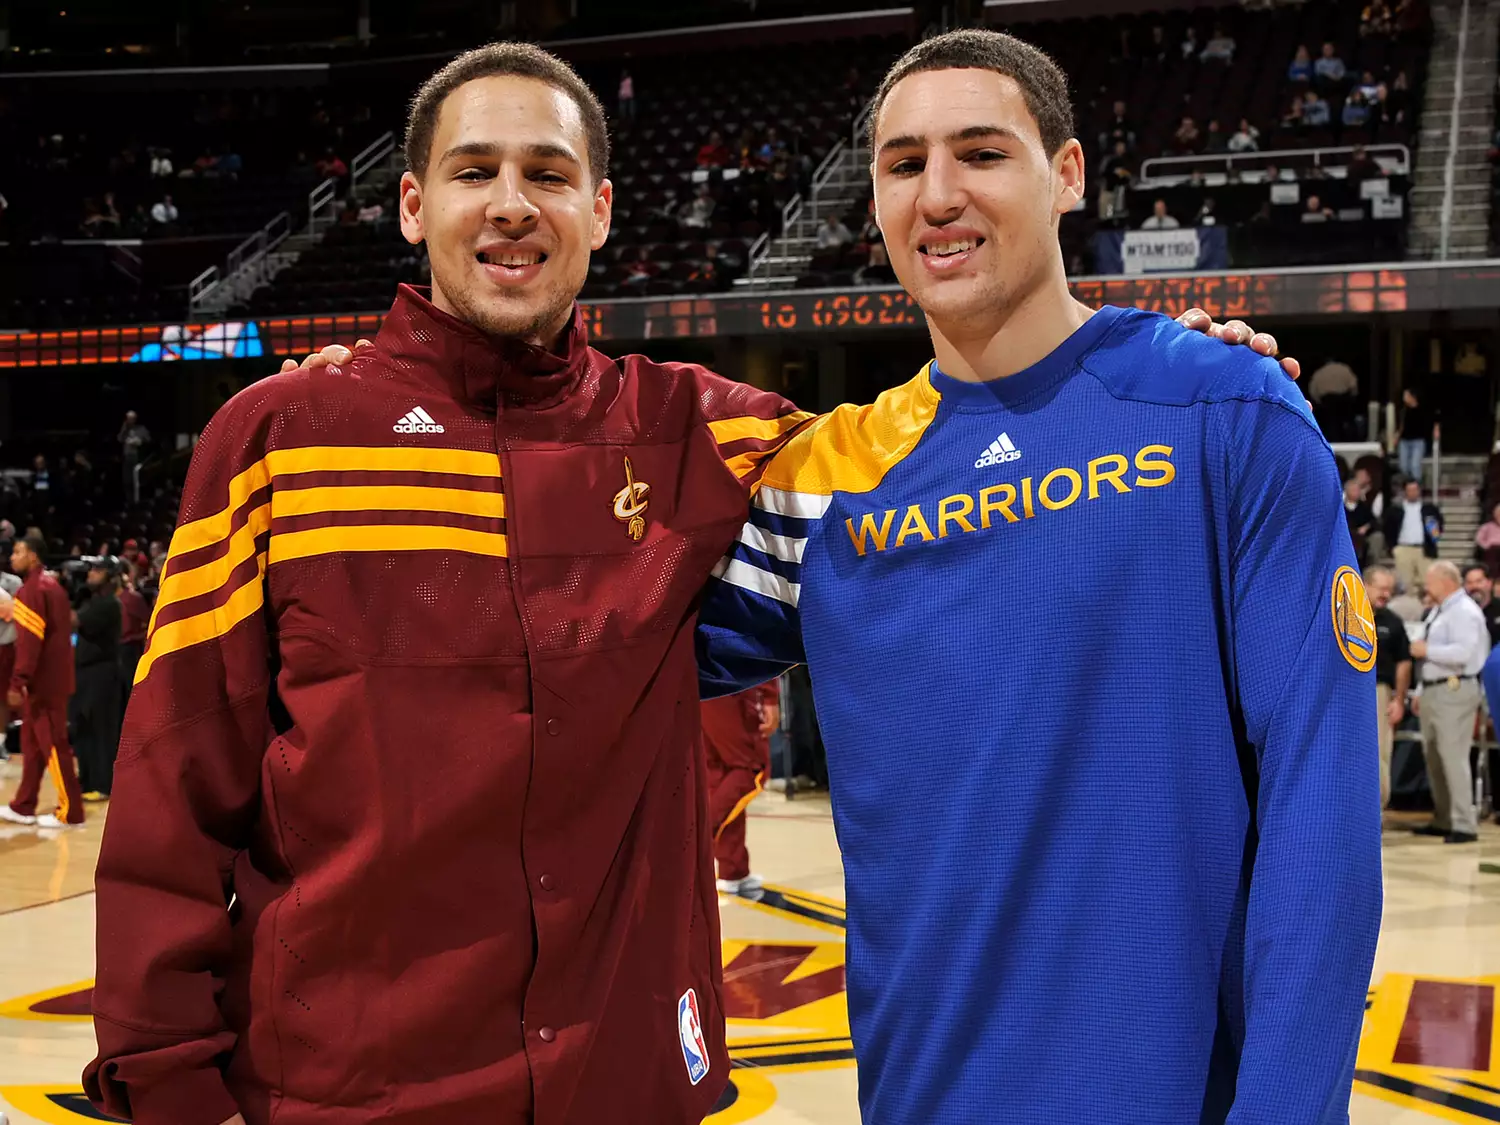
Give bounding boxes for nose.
[485,166,541,230]
[915,148,967,226]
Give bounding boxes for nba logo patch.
[677,987,710,1086]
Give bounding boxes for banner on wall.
[1093,227,1229,275]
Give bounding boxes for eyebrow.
[438,140,582,167]
[878,124,1022,155]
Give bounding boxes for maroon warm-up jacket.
[84,286,811,1125]
[8,567,74,703]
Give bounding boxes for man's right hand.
[278,339,374,373]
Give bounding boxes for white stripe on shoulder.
[738,521,805,564]
[711,556,800,608]
[756,485,832,520]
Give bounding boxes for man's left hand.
[1387,699,1405,727]
[1177,308,1300,380]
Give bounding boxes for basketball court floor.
[1,761,1497,1125]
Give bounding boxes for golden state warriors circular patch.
[1331,566,1377,672]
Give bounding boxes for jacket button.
[546,718,561,736]
[539,873,556,891]
[538,1026,556,1043]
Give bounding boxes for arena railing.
[307,130,397,238]
[1138,144,1413,186]
[188,210,292,312]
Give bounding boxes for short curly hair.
[870,29,1075,156]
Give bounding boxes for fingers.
[280,359,299,373]
[1279,356,1301,381]
[1178,308,1211,332]
[1222,319,1251,344]
[355,338,374,351]
[320,344,354,364]
[1249,331,1277,356]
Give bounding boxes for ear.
[591,178,614,252]
[399,170,425,246]
[1054,138,1086,217]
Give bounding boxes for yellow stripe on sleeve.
[271,485,505,521]
[12,601,45,641]
[148,502,272,636]
[135,563,267,686]
[168,458,272,558]
[265,446,502,479]
[268,524,508,565]
[708,412,816,446]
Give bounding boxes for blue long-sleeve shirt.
[697,306,1383,1124]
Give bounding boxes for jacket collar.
[375,284,589,410]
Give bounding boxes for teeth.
[482,251,543,267]
[927,240,975,257]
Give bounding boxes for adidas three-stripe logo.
[974,432,1020,468]
[393,406,445,434]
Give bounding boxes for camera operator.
[74,557,123,801]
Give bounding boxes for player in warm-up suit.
[702,682,779,894]
[1,535,85,828]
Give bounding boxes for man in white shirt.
[1389,479,1439,593]
[150,194,179,226]
[1410,560,1490,842]
[1139,198,1181,230]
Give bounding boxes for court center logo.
[1331,565,1377,672]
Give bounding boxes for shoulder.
[761,366,939,497]
[1080,308,1311,423]
[620,354,804,427]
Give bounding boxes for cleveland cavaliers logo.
[1331,565,1377,672]
[613,456,651,542]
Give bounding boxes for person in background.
[1474,502,1500,575]
[115,565,147,706]
[1365,566,1411,811]
[1140,198,1180,230]
[0,535,84,829]
[1410,560,1489,843]
[617,69,635,122]
[1314,41,1347,87]
[0,568,20,762]
[1395,387,1436,482]
[702,682,780,897]
[1355,465,1387,560]
[1345,477,1375,565]
[1228,117,1261,153]
[1463,564,1500,647]
[1386,479,1442,593]
[1288,44,1314,83]
[74,558,123,803]
[1199,25,1236,63]
[119,410,150,502]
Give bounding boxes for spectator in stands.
[1362,1,1395,36]
[1195,197,1218,226]
[1388,70,1412,122]
[119,411,149,502]
[218,145,243,179]
[1410,560,1488,844]
[1140,198,1180,230]
[150,193,179,228]
[1228,118,1261,153]
[316,148,348,182]
[1345,477,1376,564]
[758,127,787,165]
[1172,115,1201,155]
[1342,90,1372,129]
[358,196,385,224]
[149,148,173,178]
[124,204,151,238]
[617,70,635,122]
[1281,98,1305,131]
[1180,27,1198,60]
[192,149,219,177]
[697,130,731,169]
[621,247,655,287]
[679,184,716,231]
[1098,100,1135,154]
[1302,195,1334,222]
[1356,70,1382,102]
[1474,503,1500,575]
[1396,387,1437,482]
[1386,479,1443,592]
[1301,90,1332,128]
[338,197,361,226]
[1204,119,1229,154]
[1098,139,1135,222]
[1363,565,1410,809]
[1463,563,1500,646]
[815,213,855,251]
[30,455,51,496]
[1315,42,1347,88]
[1347,145,1382,182]
[1147,24,1169,64]
[1200,25,1236,63]
[1288,44,1314,83]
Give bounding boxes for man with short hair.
[73,557,123,801]
[1464,562,1500,646]
[1387,478,1442,592]
[1366,565,1412,808]
[1410,560,1489,843]
[699,28,1378,1124]
[0,566,20,761]
[0,535,84,830]
[1140,197,1180,229]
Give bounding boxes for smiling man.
[698,29,1382,1124]
[83,44,813,1125]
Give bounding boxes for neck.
[927,260,1092,383]
[429,281,570,352]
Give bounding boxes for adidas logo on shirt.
[393,406,445,434]
[974,433,1020,468]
